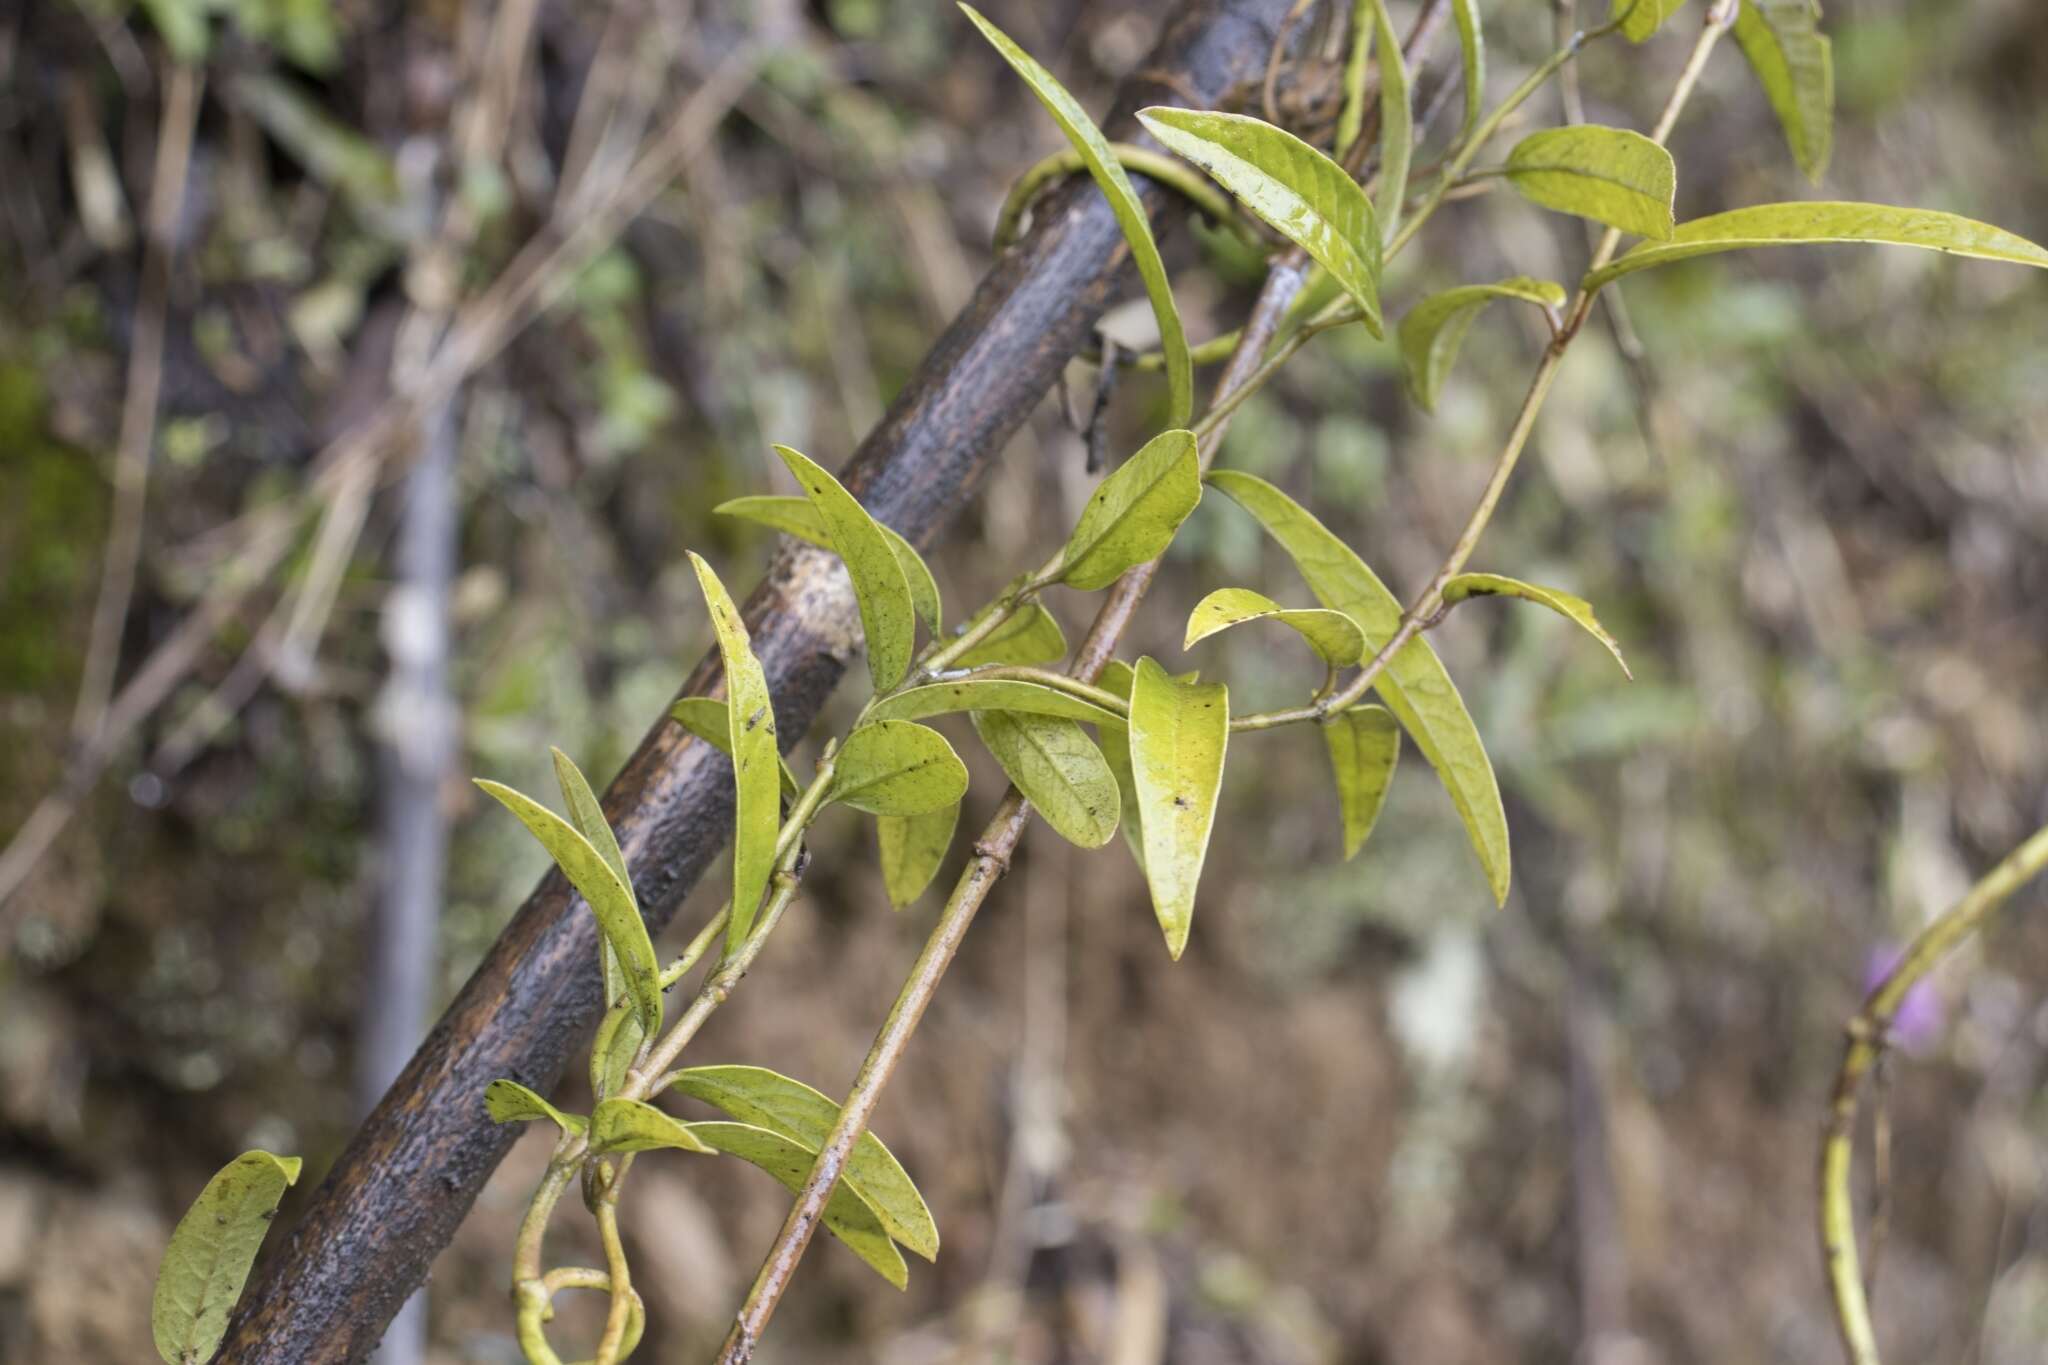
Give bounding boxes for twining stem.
[1820,822,2048,1365]
[994,143,1258,252]
[593,1192,635,1364]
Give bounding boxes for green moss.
[0,364,107,690]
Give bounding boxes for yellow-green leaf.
[1584,201,2048,290]
[1323,704,1400,859]
[1442,573,1632,677]
[955,602,1068,667]
[1397,277,1568,413]
[484,1079,588,1136]
[1367,0,1410,243]
[1056,428,1201,591]
[669,1064,939,1259]
[716,494,942,637]
[475,779,663,1034]
[1451,0,1484,144]
[1613,0,1688,42]
[1208,471,1509,904]
[668,698,801,798]
[152,1151,302,1365]
[688,552,781,954]
[876,803,958,909]
[775,445,915,692]
[961,4,1191,426]
[1184,587,1366,667]
[1505,125,1676,241]
[869,679,1124,728]
[590,1098,716,1154]
[1095,661,1147,872]
[689,1121,910,1289]
[1733,0,1832,183]
[972,710,1119,849]
[832,720,969,816]
[1128,657,1228,959]
[1138,107,1383,335]
[589,1002,643,1103]
[1336,0,1373,158]
[550,748,635,1047]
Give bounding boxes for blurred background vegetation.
[2,0,2046,1361]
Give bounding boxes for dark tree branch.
[219,3,1301,1359]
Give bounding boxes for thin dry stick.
[1820,822,2048,1365]
[71,60,202,745]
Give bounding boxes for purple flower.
[1864,943,1945,1055]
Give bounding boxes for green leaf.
[689,1122,910,1289]
[1128,658,1228,960]
[590,1003,643,1104]
[1138,108,1383,335]
[1323,705,1400,859]
[1095,661,1148,872]
[1613,0,1688,43]
[716,495,942,637]
[688,553,782,955]
[1733,0,1832,183]
[1442,573,1632,677]
[550,749,635,1057]
[152,1151,302,1365]
[1368,0,1411,243]
[1056,428,1202,591]
[1397,277,1568,413]
[831,721,969,816]
[484,1080,588,1136]
[774,445,915,692]
[1336,0,1373,157]
[590,1098,716,1154]
[1208,471,1509,904]
[1184,588,1366,667]
[668,697,801,798]
[961,4,1192,426]
[1584,201,2048,290]
[876,803,958,909]
[1505,126,1676,241]
[955,603,1067,667]
[869,679,1124,728]
[669,1065,939,1259]
[475,779,664,1034]
[971,711,1119,849]
[1451,0,1484,145]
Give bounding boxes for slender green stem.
[943,665,1130,715]
[1821,822,2048,1365]
[993,143,1260,253]
[593,1193,635,1365]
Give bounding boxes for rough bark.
[220,3,1298,1358]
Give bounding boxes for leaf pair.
[477,750,664,1036]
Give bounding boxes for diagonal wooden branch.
[215,3,1301,1360]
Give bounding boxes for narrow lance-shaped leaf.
[831,721,969,816]
[869,679,1124,728]
[153,1151,302,1365]
[689,1121,910,1289]
[1733,0,1832,184]
[668,1064,940,1259]
[1096,660,1148,873]
[590,1098,716,1154]
[1209,471,1510,904]
[1613,0,1688,43]
[1368,0,1410,244]
[960,4,1192,426]
[954,602,1068,667]
[550,749,641,1085]
[1505,125,1676,241]
[716,495,942,636]
[1398,277,1567,414]
[1324,704,1400,859]
[1056,428,1201,591]
[972,710,1120,849]
[688,552,781,954]
[1128,658,1228,960]
[1451,0,1484,145]
[1335,0,1373,157]
[775,445,915,692]
[1138,107,1383,335]
[1184,587,1366,667]
[669,697,801,798]
[475,779,663,1034]
[1584,202,2048,290]
[876,803,958,909]
[1442,573,1632,678]
[484,1080,588,1136]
